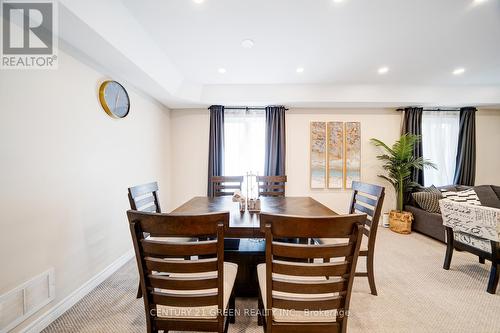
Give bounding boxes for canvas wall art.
[310,121,361,189]
[310,122,327,188]
[327,122,344,189]
[344,122,361,188]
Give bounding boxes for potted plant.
[370,134,436,234]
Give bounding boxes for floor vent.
[0,269,55,333]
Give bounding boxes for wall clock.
[99,80,130,118]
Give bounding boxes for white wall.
[169,109,210,210]
[0,50,171,331]
[476,110,500,186]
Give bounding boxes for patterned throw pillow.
[441,189,482,206]
[412,191,442,214]
[420,185,442,195]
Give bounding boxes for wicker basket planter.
[389,210,413,234]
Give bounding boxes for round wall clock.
[99,80,130,118]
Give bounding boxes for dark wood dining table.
[171,196,337,237]
[171,196,338,296]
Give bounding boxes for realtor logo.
[1,0,58,69]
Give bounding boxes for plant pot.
[389,210,413,234]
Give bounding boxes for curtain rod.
[396,107,463,112]
[208,106,289,111]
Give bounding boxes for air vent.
[0,269,55,333]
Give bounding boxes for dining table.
[171,195,338,238]
[171,196,338,296]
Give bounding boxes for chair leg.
[366,253,378,296]
[146,321,154,333]
[266,312,272,333]
[479,257,485,264]
[136,284,142,298]
[260,283,272,333]
[229,293,236,324]
[443,227,454,270]
[257,294,265,326]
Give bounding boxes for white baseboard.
[20,249,135,333]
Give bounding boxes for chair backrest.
[210,176,244,197]
[349,181,385,247]
[260,213,365,332]
[127,210,229,332]
[256,175,287,197]
[128,182,161,213]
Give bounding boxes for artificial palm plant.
[370,134,436,233]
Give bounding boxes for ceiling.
[58,0,500,108]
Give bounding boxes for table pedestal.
[224,238,265,297]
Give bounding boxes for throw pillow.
[415,185,442,195]
[473,185,500,209]
[441,188,482,206]
[412,191,442,214]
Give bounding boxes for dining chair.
[128,181,194,299]
[318,181,385,295]
[257,212,365,333]
[210,176,244,197]
[127,210,237,333]
[256,175,287,197]
[128,181,162,213]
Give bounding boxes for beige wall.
[285,109,401,213]
[169,109,210,210]
[0,50,171,331]
[170,108,402,214]
[476,110,500,186]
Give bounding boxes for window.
[224,109,265,193]
[422,111,460,187]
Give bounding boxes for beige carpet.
[43,228,500,333]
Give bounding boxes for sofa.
[404,185,500,243]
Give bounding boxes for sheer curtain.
[224,109,265,193]
[422,111,459,187]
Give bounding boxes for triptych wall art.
[310,121,361,189]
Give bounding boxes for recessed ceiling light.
[296,67,304,73]
[241,39,254,49]
[473,0,488,5]
[218,68,226,74]
[193,0,204,4]
[452,67,465,75]
[377,66,389,74]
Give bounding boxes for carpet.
[43,228,500,333]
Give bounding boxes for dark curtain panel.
[207,105,225,196]
[401,107,424,186]
[453,107,476,186]
[264,106,286,176]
